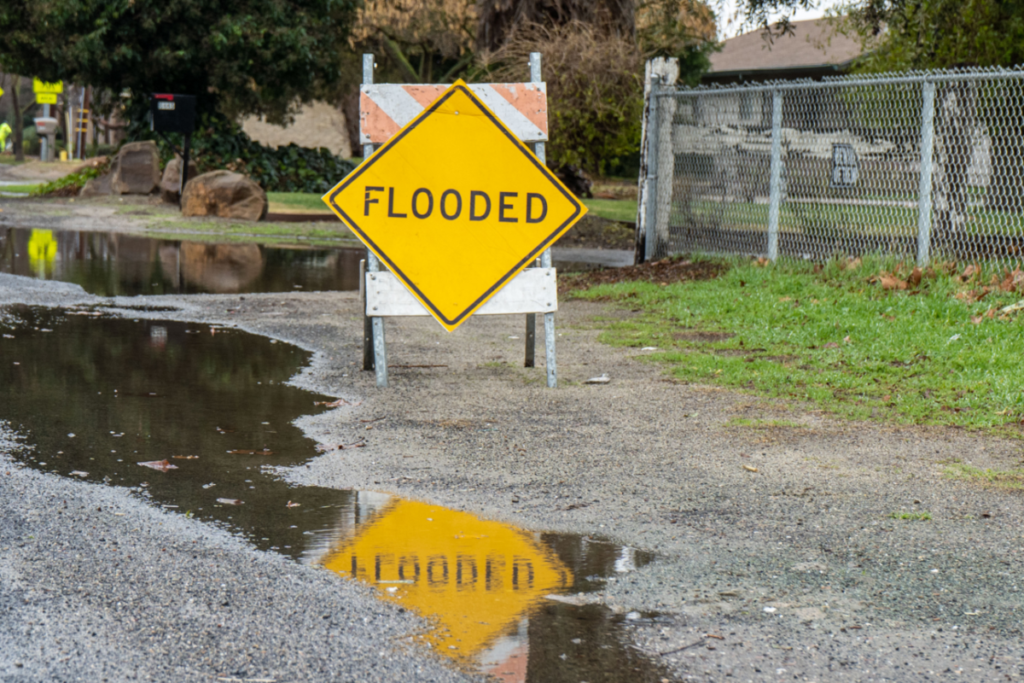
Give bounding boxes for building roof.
[708,18,863,79]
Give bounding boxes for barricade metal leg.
[540,248,556,388]
[360,259,374,371]
[363,53,388,388]
[531,52,556,388]
[524,313,536,367]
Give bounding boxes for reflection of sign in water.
[321,499,572,661]
[27,229,57,277]
[831,143,859,187]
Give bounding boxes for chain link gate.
[636,66,1024,266]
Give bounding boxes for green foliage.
[31,160,109,197]
[0,0,359,124]
[144,116,355,193]
[569,255,1024,431]
[482,21,645,176]
[833,0,1024,71]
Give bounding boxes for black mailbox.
[150,94,196,134]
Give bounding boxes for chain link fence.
[635,66,1024,265]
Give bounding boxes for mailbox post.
[33,117,59,162]
[150,94,197,201]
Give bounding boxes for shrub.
[142,115,356,194]
[481,21,644,177]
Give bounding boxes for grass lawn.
[568,255,1024,433]
[267,191,641,224]
[266,192,331,214]
[0,183,42,195]
[582,198,637,223]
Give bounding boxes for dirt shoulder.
[148,287,1024,682]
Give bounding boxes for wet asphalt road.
[2,265,1024,682]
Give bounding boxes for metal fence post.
[362,53,388,387]
[530,51,556,388]
[643,84,661,262]
[917,80,936,267]
[767,90,784,262]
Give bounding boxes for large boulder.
[111,140,161,195]
[180,170,267,221]
[159,156,199,203]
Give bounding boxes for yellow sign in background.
[323,80,586,332]
[32,79,63,94]
[321,499,572,659]
[35,93,57,105]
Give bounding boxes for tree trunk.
[11,75,23,161]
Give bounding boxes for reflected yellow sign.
[27,229,57,276]
[323,80,585,332]
[321,499,571,659]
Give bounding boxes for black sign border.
[326,84,583,327]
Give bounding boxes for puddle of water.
[0,307,672,682]
[0,227,363,295]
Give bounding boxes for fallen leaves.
[138,459,178,472]
[314,397,360,408]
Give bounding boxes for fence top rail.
[657,64,1024,97]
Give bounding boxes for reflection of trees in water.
[0,227,362,295]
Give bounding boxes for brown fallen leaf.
[843,335,851,344]
[961,264,980,281]
[880,274,908,291]
[216,498,243,505]
[742,465,759,473]
[907,267,922,287]
[138,459,178,472]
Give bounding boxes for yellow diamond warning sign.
[323,79,586,332]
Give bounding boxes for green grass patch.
[570,255,1024,431]
[0,183,42,194]
[889,510,932,521]
[943,463,1024,490]
[266,192,329,213]
[582,198,636,223]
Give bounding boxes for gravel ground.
[2,221,1024,681]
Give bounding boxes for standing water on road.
[0,226,363,295]
[0,306,670,682]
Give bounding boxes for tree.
[478,0,717,176]
[351,0,478,84]
[0,0,360,126]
